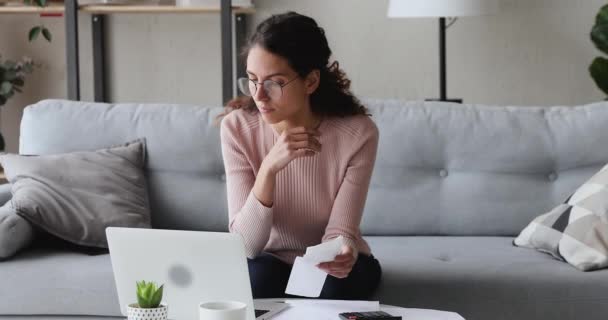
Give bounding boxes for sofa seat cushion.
[367,236,608,320]
[0,248,120,316]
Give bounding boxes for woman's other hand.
[317,245,356,279]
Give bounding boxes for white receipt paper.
[285,236,345,297]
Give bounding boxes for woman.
[220,11,381,300]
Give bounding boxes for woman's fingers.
[283,127,321,156]
[289,139,322,152]
[334,253,353,262]
[289,132,320,142]
[288,133,321,150]
[318,259,355,273]
[293,149,316,158]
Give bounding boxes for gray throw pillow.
[0,139,151,249]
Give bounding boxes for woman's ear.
[305,69,320,95]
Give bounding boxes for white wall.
[0,0,606,152]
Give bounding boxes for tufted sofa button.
[220,174,226,181]
[435,254,451,262]
[439,169,448,178]
[548,172,557,181]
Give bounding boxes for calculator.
[338,311,402,320]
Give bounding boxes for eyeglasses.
[237,76,298,100]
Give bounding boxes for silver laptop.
[106,227,288,320]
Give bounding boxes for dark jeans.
[247,252,382,300]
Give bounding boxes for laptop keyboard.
[255,309,270,318]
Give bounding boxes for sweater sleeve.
[322,120,379,257]
[220,114,273,258]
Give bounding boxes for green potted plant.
[590,4,608,97]
[0,55,35,151]
[127,281,168,320]
[0,0,51,151]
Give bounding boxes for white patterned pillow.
[514,163,608,271]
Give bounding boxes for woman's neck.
[272,110,322,134]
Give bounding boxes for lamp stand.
[425,17,463,103]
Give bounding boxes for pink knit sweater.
[220,109,379,264]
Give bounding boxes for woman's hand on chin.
[262,126,321,174]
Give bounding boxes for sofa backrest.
[361,99,608,236]
[20,99,608,236]
[20,99,228,232]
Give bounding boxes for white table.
[380,305,464,320]
[255,299,464,320]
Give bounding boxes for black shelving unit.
[64,0,250,104]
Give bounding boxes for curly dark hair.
[223,11,369,118]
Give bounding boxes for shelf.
[0,3,254,14]
[0,3,64,14]
[80,4,255,14]
[1,0,248,104]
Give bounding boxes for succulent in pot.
[127,281,168,320]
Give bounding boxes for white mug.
[199,301,247,320]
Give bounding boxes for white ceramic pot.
[127,303,168,320]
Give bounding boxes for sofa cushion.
[0,248,121,316]
[367,236,608,320]
[514,163,608,271]
[0,139,151,249]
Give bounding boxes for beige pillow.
[514,163,608,271]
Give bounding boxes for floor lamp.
[388,0,499,103]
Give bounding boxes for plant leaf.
[597,4,608,25]
[42,28,52,42]
[142,283,153,300]
[150,285,163,308]
[0,95,6,107]
[592,23,608,55]
[590,56,608,97]
[29,26,41,42]
[0,82,13,96]
[137,294,150,308]
[4,70,16,81]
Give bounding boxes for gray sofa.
[1,98,607,320]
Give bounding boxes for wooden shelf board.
[0,3,64,14]
[0,4,254,14]
[80,4,255,14]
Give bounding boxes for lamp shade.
[387,0,499,18]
